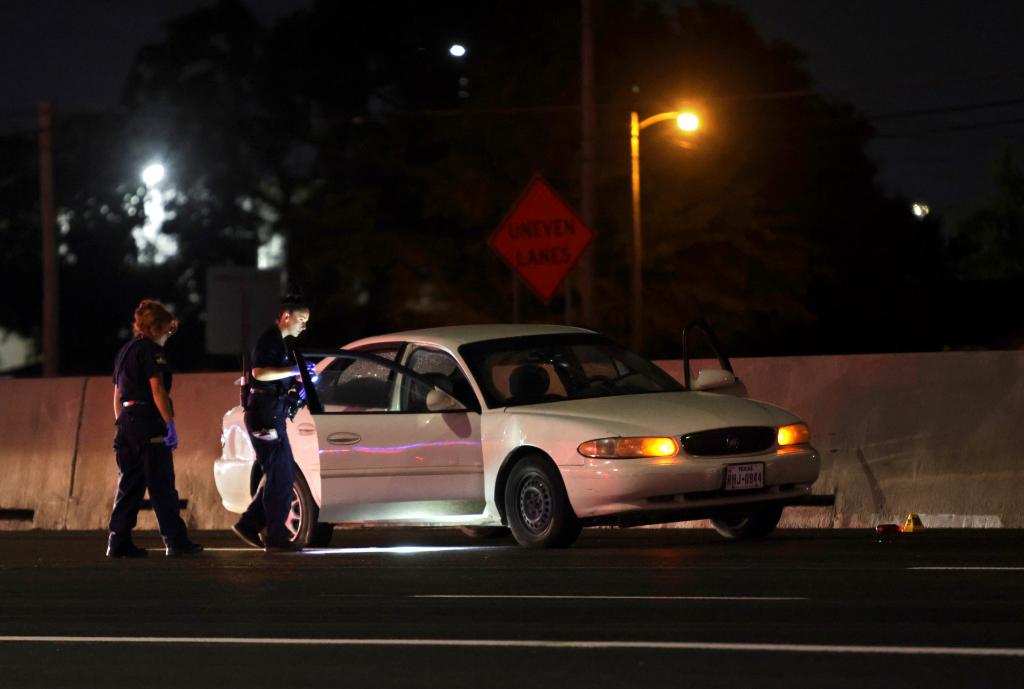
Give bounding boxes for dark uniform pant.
[109,413,187,548]
[238,403,296,548]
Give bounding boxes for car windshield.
[459,334,684,408]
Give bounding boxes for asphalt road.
[0,527,1022,688]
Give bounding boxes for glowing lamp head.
[449,44,466,58]
[777,423,811,446]
[676,112,700,133]
[141,163,165,187]
[578,436,679,459]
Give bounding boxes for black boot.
[165,540,204,557]
[106,540,148,558]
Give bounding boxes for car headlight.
[577,436,679,459]
[777,423,810,446]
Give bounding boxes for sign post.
[489,175,594,309]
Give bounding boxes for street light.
[141,162,165,187]
[630,109,700,352]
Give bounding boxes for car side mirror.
[691,368,736,391]
[426,388,466,412]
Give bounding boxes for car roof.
[343,324,597,351]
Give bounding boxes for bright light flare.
[912,202,930,219]
[676,112,700,132]
[449,44,466,58]
[141,163,165,187]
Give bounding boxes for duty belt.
[121,400,149,408]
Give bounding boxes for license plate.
[724,463,764,491]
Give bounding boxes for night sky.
[1,0,1022,222]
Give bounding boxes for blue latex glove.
[304,361,319,384]
[298,386,307,402]
[164,420,179,450]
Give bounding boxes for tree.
[951,149,1024,282]
[946,149,1024,348]
[0,0,957,374]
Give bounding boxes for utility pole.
[38,101,58,377]
[578,0,596,326]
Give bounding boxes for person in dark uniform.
[107,299,203,558]
[232,295,311,553]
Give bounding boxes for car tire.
[252,468,330,548]
[285,470,321,547]
[711,504,784,540]
[458,526,512,540]
[504,455,582,549]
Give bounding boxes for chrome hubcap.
[286,486,302,540]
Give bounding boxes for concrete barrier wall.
[660,351,1024,528]
[0,377,87,530]
[62,373,239,531]
[1,351,1022,531]
[1,372,239,532]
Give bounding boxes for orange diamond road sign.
[489,175,594,304]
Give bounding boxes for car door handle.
[298,423,316,436]
[327,432,361,446]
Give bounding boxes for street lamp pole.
[630,110,642,353]
[629,109,700,353]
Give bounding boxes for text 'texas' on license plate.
[724,462,764,491]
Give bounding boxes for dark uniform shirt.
[250,324,291,398]
[113,336,172,406]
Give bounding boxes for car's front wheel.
[711,504,784,540]
[504,455,581,548]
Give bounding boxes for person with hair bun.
[107,299,203,558]
[232,294,311,552]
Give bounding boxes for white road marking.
[411,595,806,601]
[0,636,1022,657]
[188,546,489,554]
[908,567,1024,571]
[303,546,488,555]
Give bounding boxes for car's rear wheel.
[711,504,784,540]
[250,469,332,548]
[458,526,512,540]
[504,455,581,548]
[284,470,316,546]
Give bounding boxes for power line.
[876,116,1024,139]
[868,98,1024,121]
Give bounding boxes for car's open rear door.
[294,350,485,523]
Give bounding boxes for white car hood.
[503,391,800,437]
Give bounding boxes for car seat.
[507,364,550,405]
[409,372,454,412]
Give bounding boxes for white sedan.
[215,324,820,548]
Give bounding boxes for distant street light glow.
[449,44,466,58]
[676,112,700,132]
[912,202,930,219]
[133,161,177,264]
[141,163,165,187]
